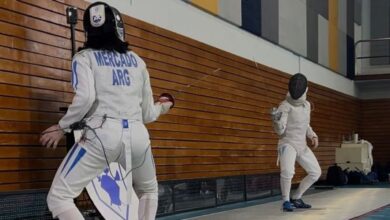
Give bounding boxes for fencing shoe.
[291,198,312,209]
[282,201,295,212]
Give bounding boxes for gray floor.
[188,188,390,220]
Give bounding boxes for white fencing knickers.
[279,145,321,201]
[47,116,158,220]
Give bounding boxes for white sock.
[138,193,158,220]
[280,177,291,202]
[293,175,317,199]
[57,207,84,220]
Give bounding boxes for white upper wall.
[87,0,357,97]
[279,0,307,57]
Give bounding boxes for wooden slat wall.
[0,0,363,192]
[360,99,390,165]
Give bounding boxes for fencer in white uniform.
[40,2,173,220]
[271,73,321,212]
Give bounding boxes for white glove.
[270,107,283,122]
[311,136,319,149]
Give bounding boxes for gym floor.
[159,184,390,220]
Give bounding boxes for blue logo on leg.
[87,163,131,220]
[98,169,122,207]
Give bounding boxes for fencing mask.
[83,2,125,43]
[288,73,307,100]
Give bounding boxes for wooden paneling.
[0,0,379,192]
[360,99,390,165]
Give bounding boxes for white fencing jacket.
[273,90,317,153]
[59,49,170,130]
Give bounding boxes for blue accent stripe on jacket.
[71,61,78,90]
[61,143,78,174]
[65,147,87,178]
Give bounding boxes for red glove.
[159,93,175,108]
